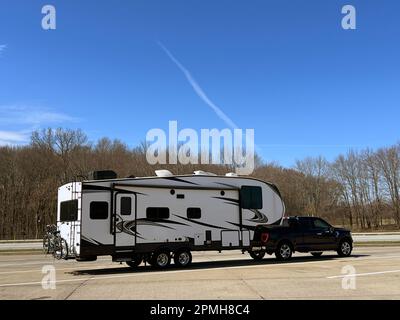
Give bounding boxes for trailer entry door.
[115,193,136,247]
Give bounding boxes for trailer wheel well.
[152,246,171,255]
[173,247,191,256]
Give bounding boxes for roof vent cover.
[193,170,217,176]
[225,172,239,177]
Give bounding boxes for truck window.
[240,186,263,209]
[90,201,109,220]
[288,219,300,228]
[298,218,313,229]
[282,218,299,228]
[312,218,331,229]
[60,200,78,222]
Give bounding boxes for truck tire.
[151,250,171,268]
[174,249,192,267]
[249,250,265,261]
[337,239,352,257]
[311,252,323,257]
[275,242,293,261]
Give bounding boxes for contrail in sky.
[0,44,7,56]
[158,41,239,130]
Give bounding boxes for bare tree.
[375,145,400,226]
[295,156,330,217]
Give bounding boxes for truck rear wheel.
[174,249,192,267]
[249,250,265,261]
[275,242,293,261]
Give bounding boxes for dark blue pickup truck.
[249,216,353,261]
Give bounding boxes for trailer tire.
[275,241,293,261]
[151,250,171,268]
[249,250,265,261]
[126,255,142,268]
[174,249,192,267]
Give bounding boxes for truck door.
[298,218,323,250]
[114,193,136,247]
[311,218,337,249]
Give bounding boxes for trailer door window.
[240,186,263,209]
[60,200,78,221]
[90,201,109,220]
[187,207,201,219]
[146,207,170,220]
[120,197,132,215]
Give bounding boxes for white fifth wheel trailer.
[55,170,285,268]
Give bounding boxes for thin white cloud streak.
[0,105,79,145]
[0,105,79,126]
[158,42,239,130]
[0,44,7,56]
[0,130,29,146]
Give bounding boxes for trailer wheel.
[249,250,265,261]
[126,255,143,268]
[151,250,171,268]
[174,249,192,267]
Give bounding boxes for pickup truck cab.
[250,216,353,261]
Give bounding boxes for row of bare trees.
[0,128,399,239]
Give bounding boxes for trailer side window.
[240,186,263,209]
[90,201,109,220]
[187,207,201,219]
[60,200,78,221]
[120,197,132,215]
[146,207,169,220]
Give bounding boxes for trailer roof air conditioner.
[155,170,174,177]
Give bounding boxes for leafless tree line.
[0,128,399,239]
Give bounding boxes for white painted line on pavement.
[0,258,110,268]
[2,253,400,276]
[0,259,339,287]
[0,264,114,275]
[327,269,400,279]
[1,254,400,288]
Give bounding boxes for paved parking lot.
[0,246,399,300]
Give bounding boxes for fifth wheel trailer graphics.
[56,170,285,267]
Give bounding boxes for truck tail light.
[261,232,269,243]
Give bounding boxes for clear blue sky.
[1,0,399,167]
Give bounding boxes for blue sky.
[0,0,399,167]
